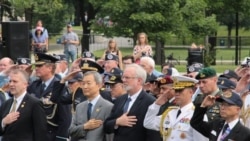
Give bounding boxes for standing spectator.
[69,71,113,141]
[122,55,134,68]
[101,39,123,69]
[191,91,250,141]
[133,32,152,64]
[62,24,79,64]
[27,53,71,141]
[31,26,48,53]
[104,64,155,141]
[0,69,47,141]
[31,20,49,51]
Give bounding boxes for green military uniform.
[194,67,223,121]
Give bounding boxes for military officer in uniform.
[191,91,250,141]
[194,67,222,121]
[144,75,208,141]
[27,53,71,141]
[16,58,31,70]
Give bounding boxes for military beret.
[158,75,173,86]
[195,67,217,80]
[17,58,31,65]
[79,60,104,74]
[187,63,204,73]
[34,53,59,65]
[105,53,118,61]
[216,91,243,108]
[172,75,198,90]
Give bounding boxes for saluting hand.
[201,95,216,108]
[83,119,103,130]
[2,112,20,126]
[155,89,170,105]
[116,113,137,127]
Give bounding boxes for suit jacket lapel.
[17,94,29,112]
[128,91,144,115]
[91,96,104,119]
[224,121,241,140]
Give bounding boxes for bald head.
[0,57,14,72]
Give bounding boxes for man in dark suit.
[191,91,250,141]
[0,69,47,141]
[104,64,155,141]
[27,53,71,141]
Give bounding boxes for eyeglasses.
[121,76,138,80]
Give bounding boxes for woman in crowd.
[31,26,48,53]
[101,39,123,69]
[133,32,152,64]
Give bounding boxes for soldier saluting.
[27,53,71,141]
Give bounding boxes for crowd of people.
[0,23,250,141]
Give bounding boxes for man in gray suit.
[69,71,113,141]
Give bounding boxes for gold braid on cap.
[173,82,195,90]
[80,63,98,71]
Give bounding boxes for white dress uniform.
[144,102,208,141]
[242,94,250,128]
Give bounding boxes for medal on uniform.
[180,132,186,139]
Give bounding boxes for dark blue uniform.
[27,76,71,141]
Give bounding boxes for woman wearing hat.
[31,26,48,53]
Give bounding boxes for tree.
[91,0,218,64]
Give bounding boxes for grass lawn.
[93,47,243,73]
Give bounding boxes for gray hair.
[10,69,29,83]
[83,71,103,84]
[140,56,155,68]
[125,64,147,85]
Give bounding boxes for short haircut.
[122,55,134,63]
[140,56,155,68]
[83,71,103,85]
[161,62,175,69]
[10,69,29,83]
[125,64,147,85]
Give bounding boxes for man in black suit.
[0,69,47,141]
[191,91,250,141]
[27,53,71,141]
[104,64,155,141]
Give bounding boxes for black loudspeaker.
[187,48,204,66]
[1,21,30,61]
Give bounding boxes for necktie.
[10,99,17,113]
[87,103,93,120]
[176,109,181,118]
[123,97,132,113]
[40,83,46,94]
[220,124,230,141]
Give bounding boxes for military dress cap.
[105,75,123,85]
[53,54,67,61]
[34,53,59,65]
[79,59,104,74]
[217,77,236,89]
[68,72,83,83]
[216,91,243,107]
[187,63,204,73]
[219,69,239,80]
[145,74,157,83]
[17,58,31,65]
[195,67,217,80]
[105,53,118,61]
[158,75,174,86]
[172,75,198,90]
[82,51,95,60]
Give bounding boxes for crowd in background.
[0,20,250,141]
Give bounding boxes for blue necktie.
[220,124,230,141]
[123,97,132,113]
[87,103,92,120]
